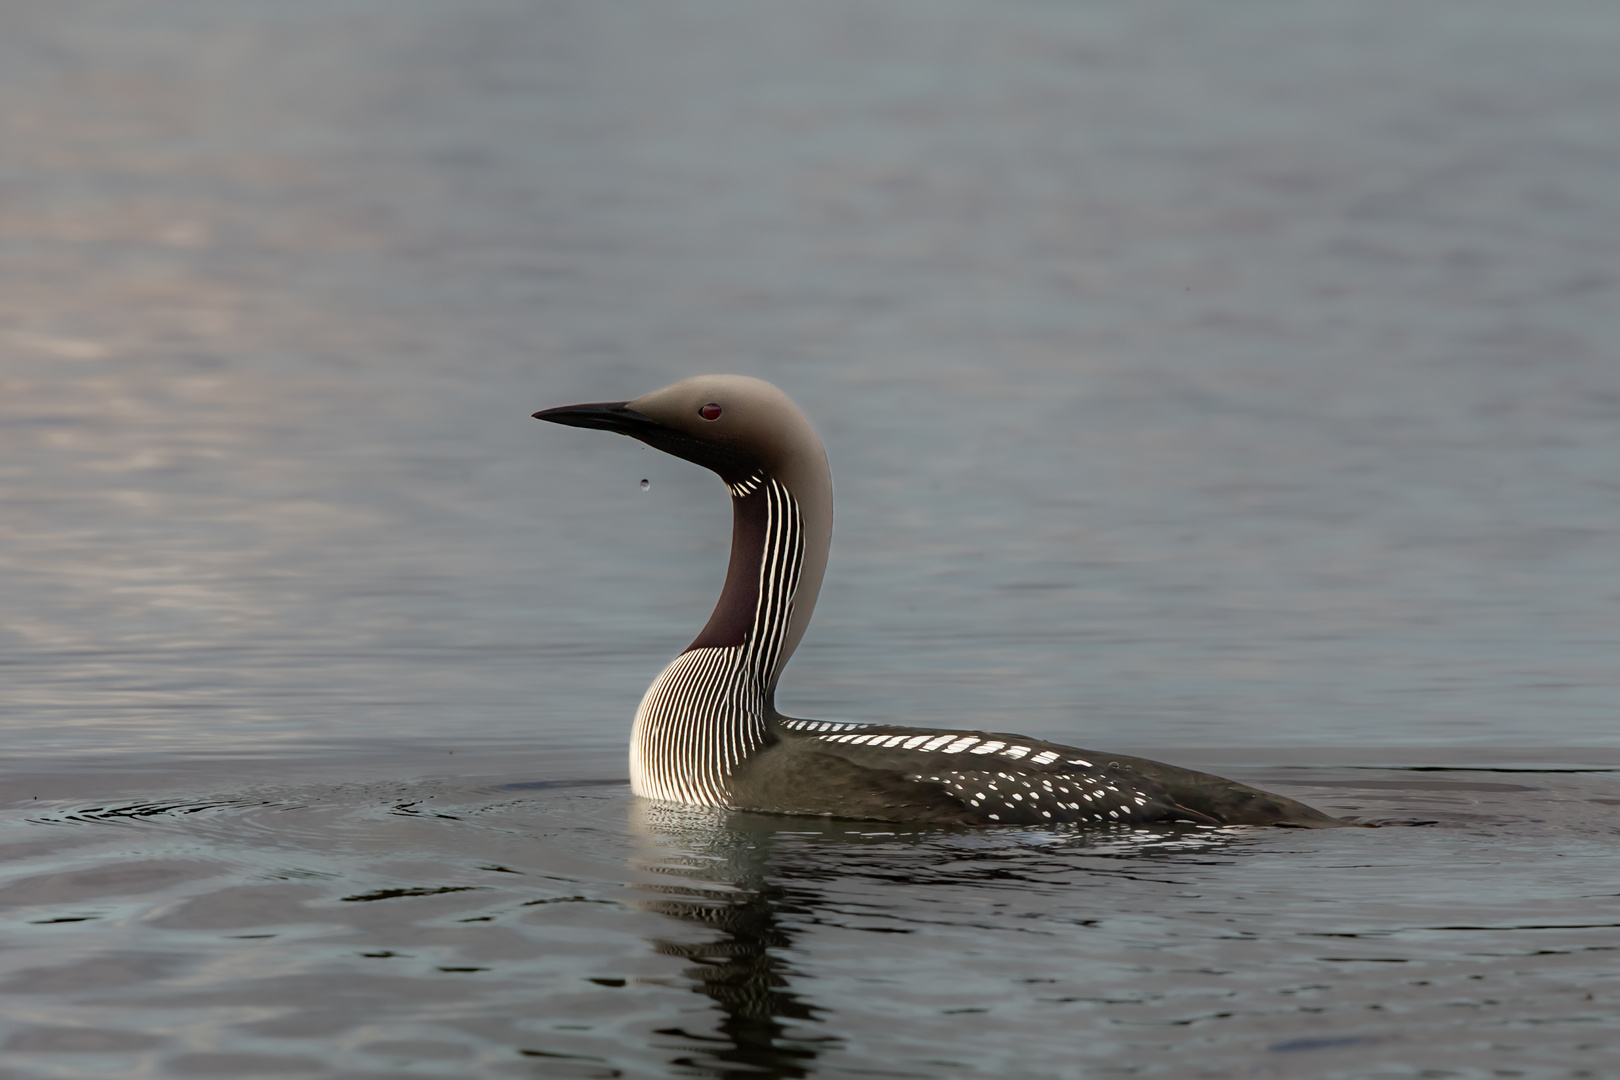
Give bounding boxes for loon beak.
[532,401,663,436]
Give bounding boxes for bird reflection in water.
[624,799,1253,1079]
[626,800,834,1079]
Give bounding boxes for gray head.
[535,375,833,682]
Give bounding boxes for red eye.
[699,403,722,421]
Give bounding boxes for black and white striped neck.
[630,476,804,805]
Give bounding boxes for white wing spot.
[942,738,978,754]
[969,741,1006,755]
[1002,745,1031,760]
[1031,751,1059,765]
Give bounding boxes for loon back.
[535,375,1342,829]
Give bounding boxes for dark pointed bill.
[531,401,662,436]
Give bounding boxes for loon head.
[533,374,820,492]
[535,375,833,685]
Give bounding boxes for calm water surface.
[2,1,1619,1076]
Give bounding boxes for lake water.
[2,1,1618,1076]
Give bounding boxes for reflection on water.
[623,801,1270,1078]
[2,761,1620,1075]
[630,804,832,1078]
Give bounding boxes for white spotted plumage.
[787,717,1167,824]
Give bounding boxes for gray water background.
[2,1,1619,1076]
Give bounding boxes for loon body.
[535,376,1339,828]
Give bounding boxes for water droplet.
[639,478,650,491]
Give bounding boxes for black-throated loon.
[535,375,1340,828]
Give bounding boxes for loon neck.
[632,472,824,804]
[687,465,831,698]
[623,384,833,806]
[685,474,804,699]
